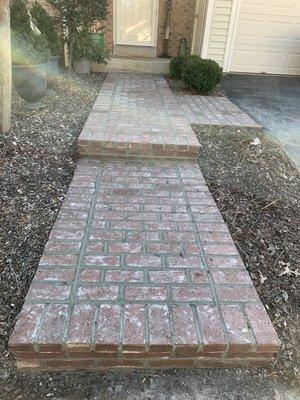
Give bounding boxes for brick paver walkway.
[10,74,279,372]
[79,74,200,159]
[177,95,261,128]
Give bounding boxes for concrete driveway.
[221,74,300,167]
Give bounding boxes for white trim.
[191,0,198,55]
[223,0,241,72]
[114,0,159,48]
[191,0,201,55]
[113,0,116,47]
[200,0,215,58]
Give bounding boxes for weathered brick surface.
[78,74,200,160]
[178,95,262,129]
[10,159,280,371]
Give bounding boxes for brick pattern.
[178,95,262,129]
[10,159,280,371]
[78,73,200,160]
[157,0,197,57]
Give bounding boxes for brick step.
[78,73,200,160]
[9,159,280,372]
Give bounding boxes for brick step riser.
[17,356,274,372]
[78,73,201,160]
[14,349,277,359]
[78,145,200,160]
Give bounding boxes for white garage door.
[230,0,300,75]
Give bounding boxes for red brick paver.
[10,159,280,371]
[178,95,262,129]
[78,73,200,159]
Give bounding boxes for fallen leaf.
[274,388,281,400]
[250,138,261,146]
[259,270,267,284]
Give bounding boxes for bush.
[48,0,108,69]
[10,0,51,65]
[182,56,223,94]
[10,0,31,34]
[11,31,51,65]
[31,2,61,56]
[73,29,108,64]
[169,56,185,79]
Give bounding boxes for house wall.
[157,0,197,57]
[102,0,197,57]
[32,0,198,58]
[96,0,114,54]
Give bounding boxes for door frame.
[113,0,159,47]
[223,0,241,72]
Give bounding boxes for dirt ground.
[166,77,224,96]
[194,126,300,386]
[0,73,299,399]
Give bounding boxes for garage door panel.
[240,0,268,12]
[230,0,300,74]
[264,21,293,41]
[287,54,300,69]
[260,51,284,67]
[271,0,299,12]
[237,20,262,39]
[231,49,258,69]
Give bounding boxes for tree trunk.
[0,0,11,133]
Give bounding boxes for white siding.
[207,0,233,66]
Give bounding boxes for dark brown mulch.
[0,71,105,397]
[194,126,300,386]
[166,77,224,97]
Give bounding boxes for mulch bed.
[0,71,105,398]
[166,77,224,96]
[194,126,300,386]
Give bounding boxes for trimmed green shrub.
[10,0,31,34]
[48,0,108,69]
[11,31,51,65]
[10,0,51,65]
[185,55,200,64]
[31,2,61,56]
[182,56,223,94]
[73,29,109,64]
[169,56,185,79]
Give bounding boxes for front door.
[115,0,158,47]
